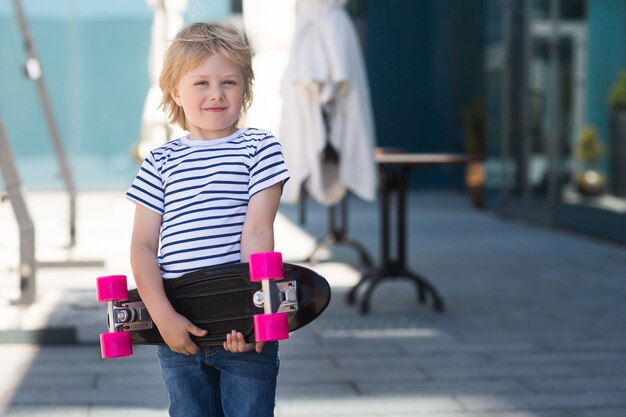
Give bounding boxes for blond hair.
[159,22,254,131]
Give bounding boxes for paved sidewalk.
[1,191,626,417]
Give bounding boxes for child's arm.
[130,204,207,355]
[240,182,282,261]
[224,182,283,353]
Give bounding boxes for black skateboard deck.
[106,262,331,347]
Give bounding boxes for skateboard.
[96,252,331,358]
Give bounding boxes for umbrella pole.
[298,184,307,225]
[305,195,373,267]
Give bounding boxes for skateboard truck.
[107,300,152,332]
[253,281,298,313]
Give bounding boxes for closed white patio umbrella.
[279,0,377,206]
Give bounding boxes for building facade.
[364,0,626,244]
[480,0,626,243]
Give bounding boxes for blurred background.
[1,0,625,244]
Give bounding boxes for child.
[126,21,290,417]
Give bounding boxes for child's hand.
[223,330,265,353]
[159,313,208,355]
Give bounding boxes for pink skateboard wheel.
[254,312,289,342]
[249,252,283,282]
[96,275,128,302]
[100,331,133,358]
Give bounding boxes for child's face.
[172,54,244,139]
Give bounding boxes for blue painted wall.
[585,0,626,172]
[365,0,486,187]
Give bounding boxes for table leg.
[348,166,445,314]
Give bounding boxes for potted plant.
[609,70,626,109]
[609,70,626,196]
[576,126,606,196]
[462,97,486,208]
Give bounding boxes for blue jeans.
[157,343,280,417]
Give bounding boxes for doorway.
[486,0,587,223]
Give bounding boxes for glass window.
[532,0,586,20]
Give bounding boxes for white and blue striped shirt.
[126,128,290,279]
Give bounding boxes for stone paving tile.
[357,379,532,396]
[2,405,168,417]
[7,386,167,408]
[276,381,358,398]
[571,409,626,417]
[422,361,626,381]
[521,376,626,394]
[280,338,404,358]
[275,396,467,416]
[89,408,168,417]
[0,407,90,417]
[539,338,626,353]
[457,392,626,413]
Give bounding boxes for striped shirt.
[126,128,290,279]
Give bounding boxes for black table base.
[347,261,445,314]
[347,162,446,314]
